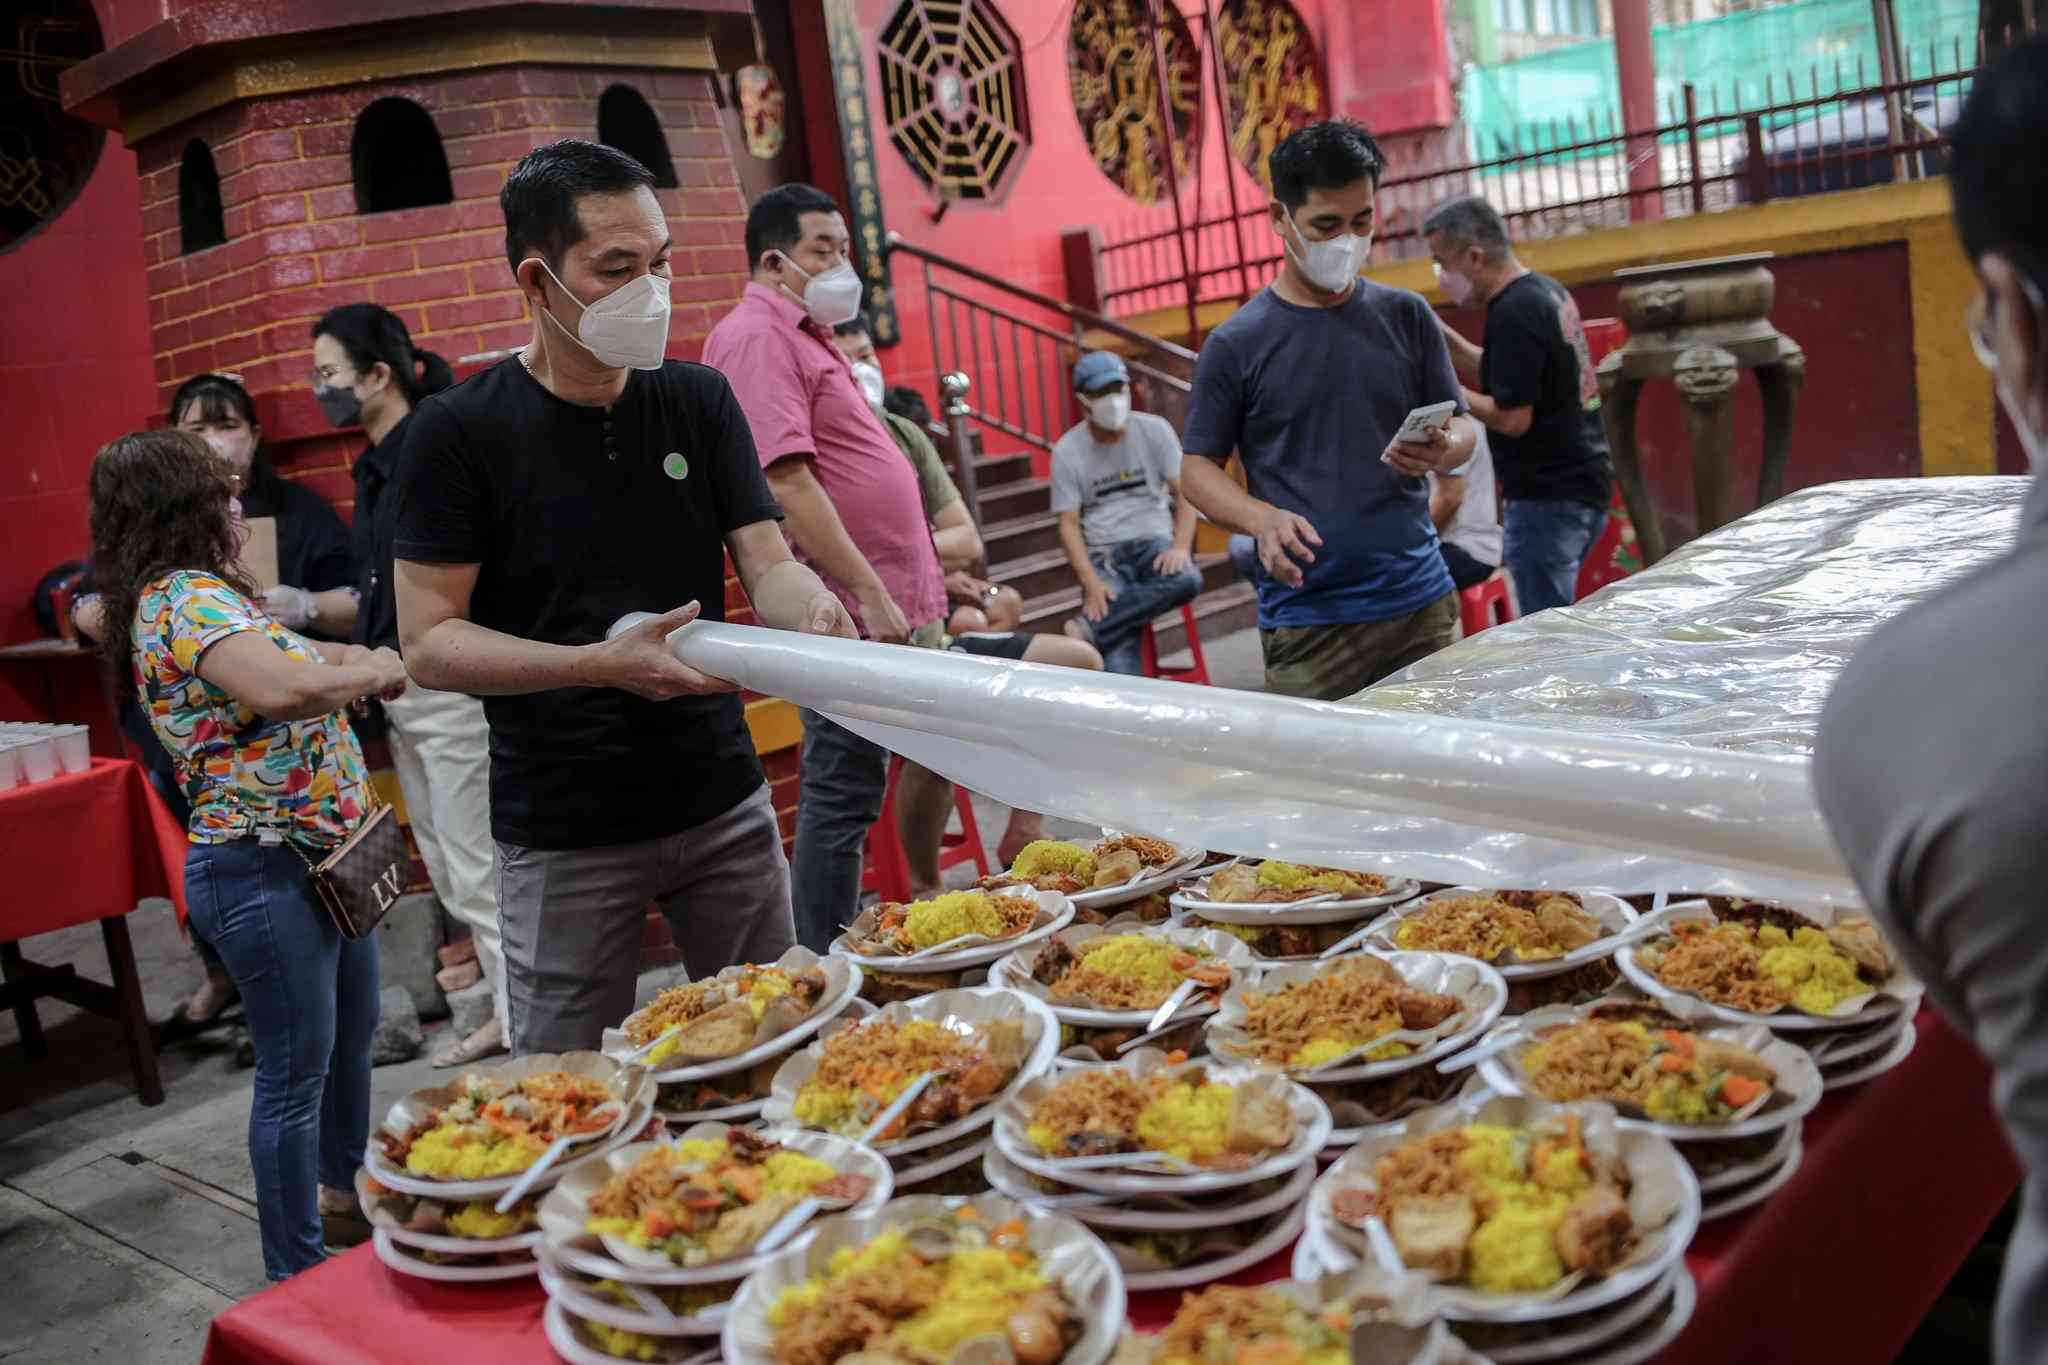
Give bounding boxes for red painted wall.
[0,130,158,647]
[1438,242,1919,546]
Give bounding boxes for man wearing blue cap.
[1050,350,1203,674]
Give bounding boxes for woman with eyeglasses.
[88,428,406,1280]
[72,372,363,1041]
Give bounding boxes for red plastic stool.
[860,756,992,902]
[1139,603,1211,684]
[1458,572,1515,636]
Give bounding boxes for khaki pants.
[1260,593,1459,701]
[383,684,504,1030]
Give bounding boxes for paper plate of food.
[887,1130,992,1188]
[601,948,861,1085]
[371,1227,537,1282]
[980,1144,1314,1232]
[1445,1258,1685,1365]
[537,1246,737,1338]
[833,887,1074,973]
[1309,1094,1698,1323]
[1472,1000,1823,1141]
[1169,861,1421,925]
[763,986,1060,1156]
[990,923,1256,1030]
[354,1166,543,1256]
[544,1297,724,1365]
[993,1049,1332,1196]
[981,832,1206,910]
[1310,1067,1483,1151]
[1206,951,1508,1084]
[1167,907,1385,963]
[1124,1275,1466,1365]
[719,1194,1127,1365]
[1107,1201,1308,1291]
[538,1125,892,1287]
[365,1052,656,1199]
[1615,899,1923,1031]
[1359,889,1639,982]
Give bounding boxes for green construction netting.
[1462,0,1981,158]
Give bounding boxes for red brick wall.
[130,63,749,519]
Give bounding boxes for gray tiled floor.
[0,625,1266,1365]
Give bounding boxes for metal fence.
[1091,34,1978,320]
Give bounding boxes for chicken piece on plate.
[1825,917,1895,980]
[1554,1184,1634,1275]
[1394,987,1461,1030]
[1389,1194,1477,1279]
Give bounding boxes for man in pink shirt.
[703,183,949,950]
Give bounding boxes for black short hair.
[170,372,256,428]
[746,183,841,271]
[1268,119,1386,211]
[500,138,657,271]
[1422,195,1511,259]
[883,385,932,427]
[1950,35,2048,292]
[832,316,871,339]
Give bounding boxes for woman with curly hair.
[89,429,407,1280]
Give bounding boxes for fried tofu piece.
[1826,917,1895,980]
[1537,897,1603,952]
[1554,1185,1634,1275]
[1207,864,1261,903]
[1092,848,1143,888]
[1389,1195,1477,1279]
[1224,1088,1294,1154]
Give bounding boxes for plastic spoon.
[1362,1216,1408,1275]
[1434,1026,1532,1074]
[1317,920,1386,960]
[860,1072,937,1145]
[494,1134,577,1214]
[1041,1149,1199,1172]
[622,1025,682,1065]
[611,1281,681,1324]
[750,1179,867,1257]
[1142,978,1200,1036]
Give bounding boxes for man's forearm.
[1442,326,1483,382]
[1170,486,1199,553]
[1429,488,1462,533]
[767,463,888,599]
[1179,455,1269,537]
[931,523,981,573]
[406,617,596,695]
[746,557,834,632]
[310,588,359,632]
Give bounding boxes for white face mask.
[851,360,886,412]
[1284,209,1371,294]
[527,257,672,371]
[1083,391,1131,432]
[779,252,865,328]
[1434,260,1476,307]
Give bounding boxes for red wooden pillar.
[1613,0,1664,221]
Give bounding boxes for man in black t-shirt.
[1424,195,1613,615]
[393,140,856,1055]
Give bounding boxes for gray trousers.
[790,709,888,954]
[495,784,795,1055]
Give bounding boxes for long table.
[200,1007,2016,1365]
[1,758,189,1106]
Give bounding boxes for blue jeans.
[1078,535,1204,675]
[792,710,890,953]
[186,837,379,1281]
[1503,499,1607,615]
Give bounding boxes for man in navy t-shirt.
[1182,120,1479,701]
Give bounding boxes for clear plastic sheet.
[668,477,2028,907]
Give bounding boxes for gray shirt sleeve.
[1138,412,1185,483]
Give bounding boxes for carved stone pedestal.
[1597,253,1805,563]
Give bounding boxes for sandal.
[157,976,241,1044]
[430,1017,507,1068]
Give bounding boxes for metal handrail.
[885,234,1196,364]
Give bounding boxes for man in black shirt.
[393,140,855,1055]
[1424,195,1613,614]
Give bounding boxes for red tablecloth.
[0,758,188,938]
[202,1009,2016,1365]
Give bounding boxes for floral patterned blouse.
[132,570,373,847]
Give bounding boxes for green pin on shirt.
[663,452,689,481]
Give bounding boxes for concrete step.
[979,509,1062,563]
